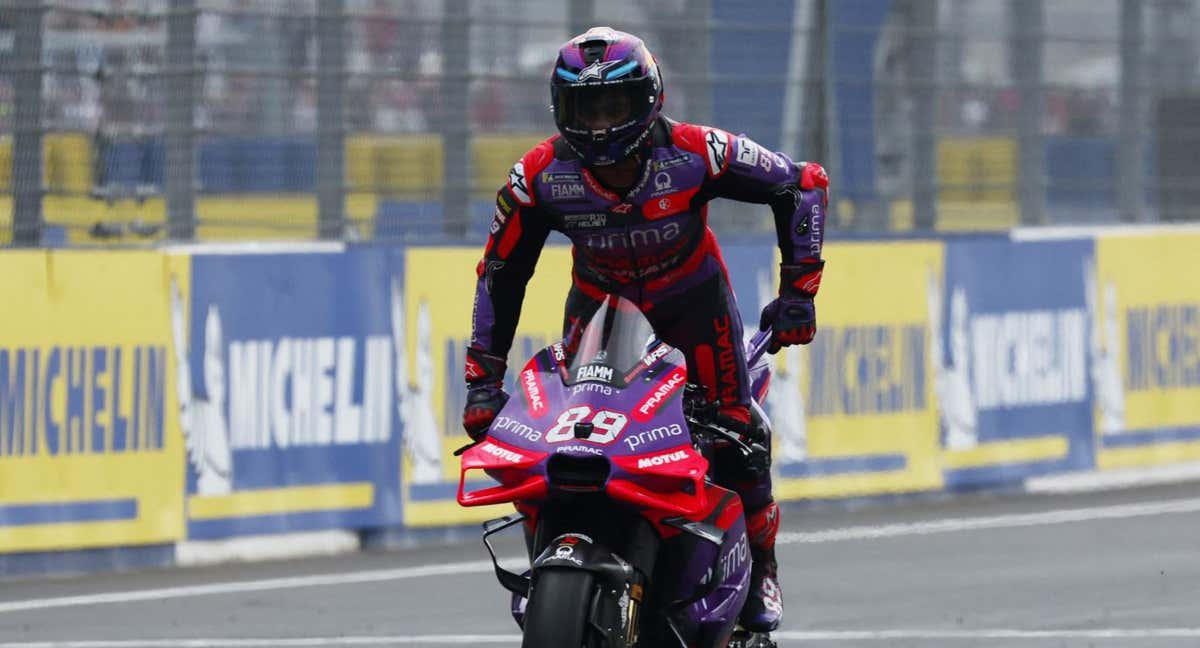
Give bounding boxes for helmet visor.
[554,79,655,137]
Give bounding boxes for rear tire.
[520,569,595,648]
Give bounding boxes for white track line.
[1026,461,1200,494]
[776,496,1200,544]
[6,629,1200,647]
[0,638,519,647]
[0,560,507,615]
[4,497,1200,616]
[775,628,1200,640]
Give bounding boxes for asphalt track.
[2,482,1200,647]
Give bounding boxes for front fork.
[482,509,659,647]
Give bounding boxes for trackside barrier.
[3,227,1200,576]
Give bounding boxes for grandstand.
[2,0,1198,244]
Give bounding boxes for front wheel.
[521,569,595,648]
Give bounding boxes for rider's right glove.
[462,346,509,441]
[713,405,771,478]
[759,259,824,353]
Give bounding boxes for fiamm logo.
[0,346,167,457]
[1125,303,1200,391]
[808,325,926,416]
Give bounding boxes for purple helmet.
[550,27,664,166]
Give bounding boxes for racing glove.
[462,346,509,441]
[799,161,829,192]
[713,405,771,478]
[759,259,824,353]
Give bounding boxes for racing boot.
[740,501,783,632]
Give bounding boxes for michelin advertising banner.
[1092,232,1200,469]
[0,251,186,554]
[181,247,406,539]
[935,237,1096,487]
[7,227,1200,559]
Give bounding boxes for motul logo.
[522,369,546,415]
[633,367,686,422]
[481,442,524,463]
[637,449,688,469]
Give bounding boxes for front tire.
[521,569,595,648]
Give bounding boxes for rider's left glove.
[462,346,509,441]
[759,259,823,353]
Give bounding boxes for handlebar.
[747,326,772,367]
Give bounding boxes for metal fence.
[2,0,1199,246]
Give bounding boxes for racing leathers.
[466,116,828,632]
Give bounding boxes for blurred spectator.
[364,0,399,69]
[372,80,426,132]
[471,79,508,132]
[293,79,317,132]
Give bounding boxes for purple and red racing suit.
[468,116,827,515]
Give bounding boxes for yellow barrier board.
[399,246,573,527]
[1093,232,1200,469]
[0,251,187,553]
[771,241,946,500]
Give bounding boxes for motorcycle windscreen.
[564,295,655,387]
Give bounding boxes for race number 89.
[545,406,629,444]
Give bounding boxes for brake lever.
[685,414,758,457]
[453,440,481,456]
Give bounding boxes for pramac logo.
[521,367,548,418]
[633,366,686,422]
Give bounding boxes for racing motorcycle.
[457,295,778,648]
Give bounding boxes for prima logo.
[623,423,685,451]
[572,382,614,396]
[493,415,542,442]
[719,532,750,581]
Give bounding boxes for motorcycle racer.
[462,26,828,633]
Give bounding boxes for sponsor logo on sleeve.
[735,138,759,167]
[703,129,729,176]
[758,148,774,172]
[508,161,532,205]
[489,207,507,235]
[496,192,515,215]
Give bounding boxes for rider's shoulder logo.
[703,128,730,177]
[508,161,533,205]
